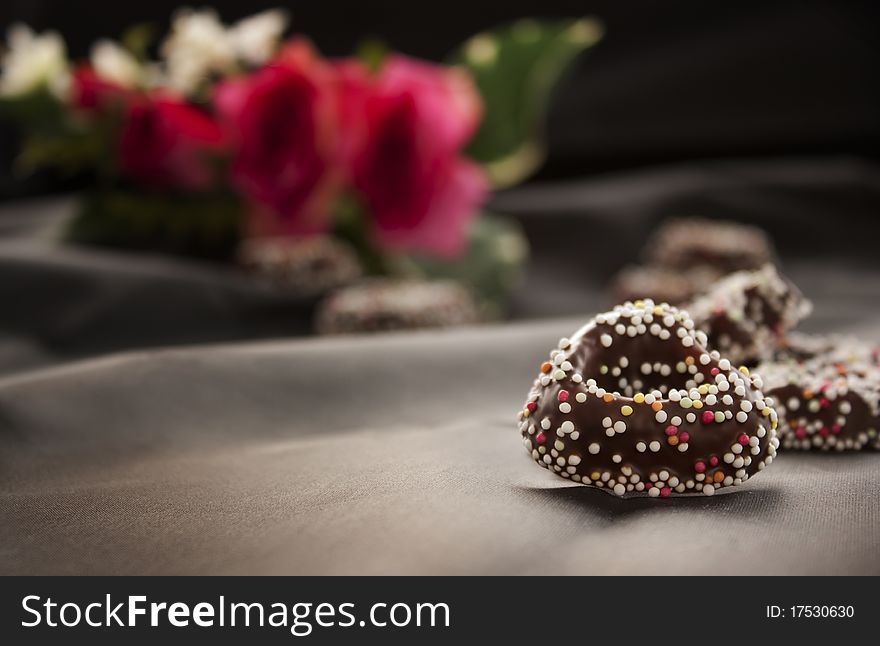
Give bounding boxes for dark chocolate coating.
[518,300,779,497]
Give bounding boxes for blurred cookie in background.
[238,236,363,297]
[611,264,724,306]
[643,217,776,273]
[609,216,778,308]
[315,279,481,335]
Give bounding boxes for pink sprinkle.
[660,487,671,498]
[709,456,719,467]
[820,398,830,409]
[738,434,750,446]
[819,427,830,438]
[665,425,678,436]
[557,390,569,402]
[702,411,715,424]
[694,461,706,473]
[710,367,720,376]
[795,428,807,439]
[679,431,690,443]
[832,424,842,434]
[526,402,537,412]
[536,432,546,445]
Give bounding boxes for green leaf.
[15,128,104,177]
[121,22,158,62]
[448,17,603,188]
[0,86,68,126]
[67,188,244,261]
[405,213,529,317]
[355,38,389,74]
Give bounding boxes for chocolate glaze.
[518,300,779,497]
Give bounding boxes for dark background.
[1,0,879,199]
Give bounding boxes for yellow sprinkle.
[591,472,601,481]
[762,408,771,416]
[653,306,664,315]
[621,405,634,416]
[739,366,750,376]
[633,393,645,404]
[698,385,709,395]
[692,400,703,409]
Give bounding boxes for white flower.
[228,9,289,66]
[160,8,235,95]
[159,8,290,95]
[91,39,143,88]
[0,23,70,98]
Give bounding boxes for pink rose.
[214,39,340,235]
[118,94,227,190]
[342,56,487,256]
[70,65,130,113]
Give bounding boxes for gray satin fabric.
[1,317,879,575]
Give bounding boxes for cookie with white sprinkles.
[687,264,811,366]
[759,336,880,451]
[518,299,780,497]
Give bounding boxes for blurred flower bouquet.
[0,9,601,315]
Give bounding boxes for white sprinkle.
[559,402,571,413]
[636,442,646,453]
[649,441,661,452]
[588,443,600,454]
